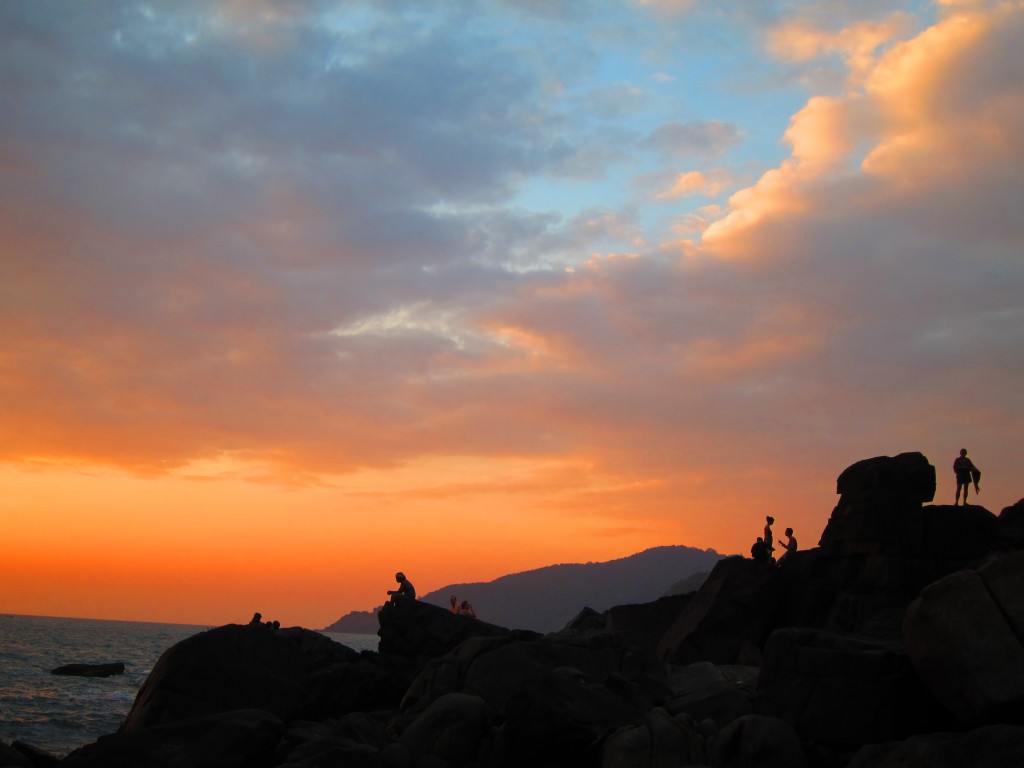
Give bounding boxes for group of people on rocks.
[750,516,797,566]
[248,612,280,629]
[750,449,984,565]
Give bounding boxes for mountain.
[322,544,724,634]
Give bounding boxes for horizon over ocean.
[0,613,378,758]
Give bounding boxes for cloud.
[641,121,744,158]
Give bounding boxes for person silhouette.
[387,572,416,603]
[763,516,776,554]
[778,527,798,565]
[751,536,770,563]
[249,612,262,625]
[953,449,980,506]
[458,600,477,618]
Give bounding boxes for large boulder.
[847,724,1024,768]
[661,662,757,727]
[377,598,526,663]
[657,556,782,665]
[903,550,1024,724]
[601,708,707,768]
[59,709,284,768]
[756,627,946,750]
[834,452,936,505]
[606,594,693,657]
[710,714,806,768]
[121,624,402,731]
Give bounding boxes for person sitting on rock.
[751,537,771,563]
[249,612,262,625]
[778,527,798,565]
[387,572,416,603]
[458,599,477,618]
[953,449,980,506]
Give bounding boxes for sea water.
[0,614,378,758]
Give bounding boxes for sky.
[1,0,1022,629]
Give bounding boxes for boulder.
[834,452,936,505]
[661,662,757,727]
[710,714,806,768]
[121,624,404,731]
[377,598,525,664]
[657,556,782,665]
[606,594,693,657]
[398,693,489,766]
[903,551,1024,724]
[50,663,125,678]
[0,741,32,768]
[490,666,651,768]
[601,708,707,768]
[847,724,1024,768]
[58,709,284,768]
[756,627,945,749]
[997,499,1024,550]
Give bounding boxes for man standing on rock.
[953,449,980,506]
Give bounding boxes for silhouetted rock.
[903,550,1024,724]
[847,724,1024,768]
[376,597,526,664]
[0,741,31,768]
[600,708,707,768]
[50,662,124,678]
[756,627,947,751]
[60,709,284,768]
[121,624,404,732]
[997,498,1024,550]
[657,556,782,665]
[661,661,757,727]
[711,714,806,768]
[606,593,693,658]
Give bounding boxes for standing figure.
[387,572,416,603]
[763,516,776,554]
[953,449,980,506]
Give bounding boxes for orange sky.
[2,1,1022,628]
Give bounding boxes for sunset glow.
[2,0,1022,628]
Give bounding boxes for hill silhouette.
[322,544,723,634]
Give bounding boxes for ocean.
[0,614,378,758]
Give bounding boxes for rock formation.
[22,451,1023,768]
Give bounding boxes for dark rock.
[903,550,1024,724]
[847,724,1024,768]
[121,624,404,731]
[710,714,806,768]
[662,662,757,727]
[491,666,651,768]
[997,498,1024,550]
[756,627,947,749]
[657,556,783,665]
[397,693,489,767]
[0,740,32,768]
[606,593,693,657]
[50,663,124,678]
[376,598,524,665]
[58,709,284,768]
[601,708,707,768]
[835,452,936,504]
[10,741,58,768]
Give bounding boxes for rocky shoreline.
[3,451,1023,768]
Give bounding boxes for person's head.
[395,572,405,583]
[785,527,793,536]
[756,536,763,543]
[960,448,968,456]
[766,516,775,524]
[461,600,471,609]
